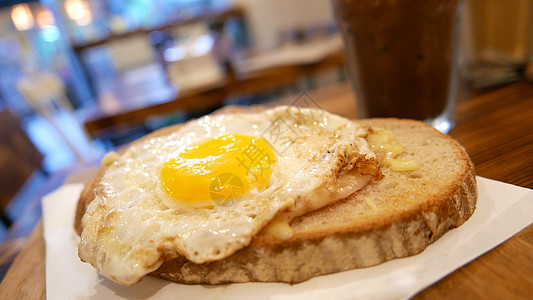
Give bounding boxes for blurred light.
[64,0,92,26]
[191,35,214,56]
[11,4,34,31]
[37,9,55,28]
[41,26,61,43]
[164,46,186,62]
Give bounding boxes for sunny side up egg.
[78,106,382,286]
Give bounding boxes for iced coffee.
[332,0,462,132]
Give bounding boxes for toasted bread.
[75,112,477,285]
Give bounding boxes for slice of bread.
[75,115,477,285]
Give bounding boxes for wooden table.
[83,50,345,140]
[1,80,532,299]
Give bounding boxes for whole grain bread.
[75,113,477,285]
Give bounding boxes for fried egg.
[78,106,381,286]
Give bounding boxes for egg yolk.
[161,134,276,208]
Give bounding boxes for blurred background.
[0,0,531,250]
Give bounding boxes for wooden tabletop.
[83,51,345,139]
[1,80,532,299]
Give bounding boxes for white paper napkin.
[43,177,533,300]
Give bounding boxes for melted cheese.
[263,219,293,239]
[101,151,120,166]
[367,128,419,172]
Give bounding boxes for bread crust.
[75,111,477,285]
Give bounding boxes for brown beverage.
[332,0,462,132]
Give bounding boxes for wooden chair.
[0,109,44,227]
